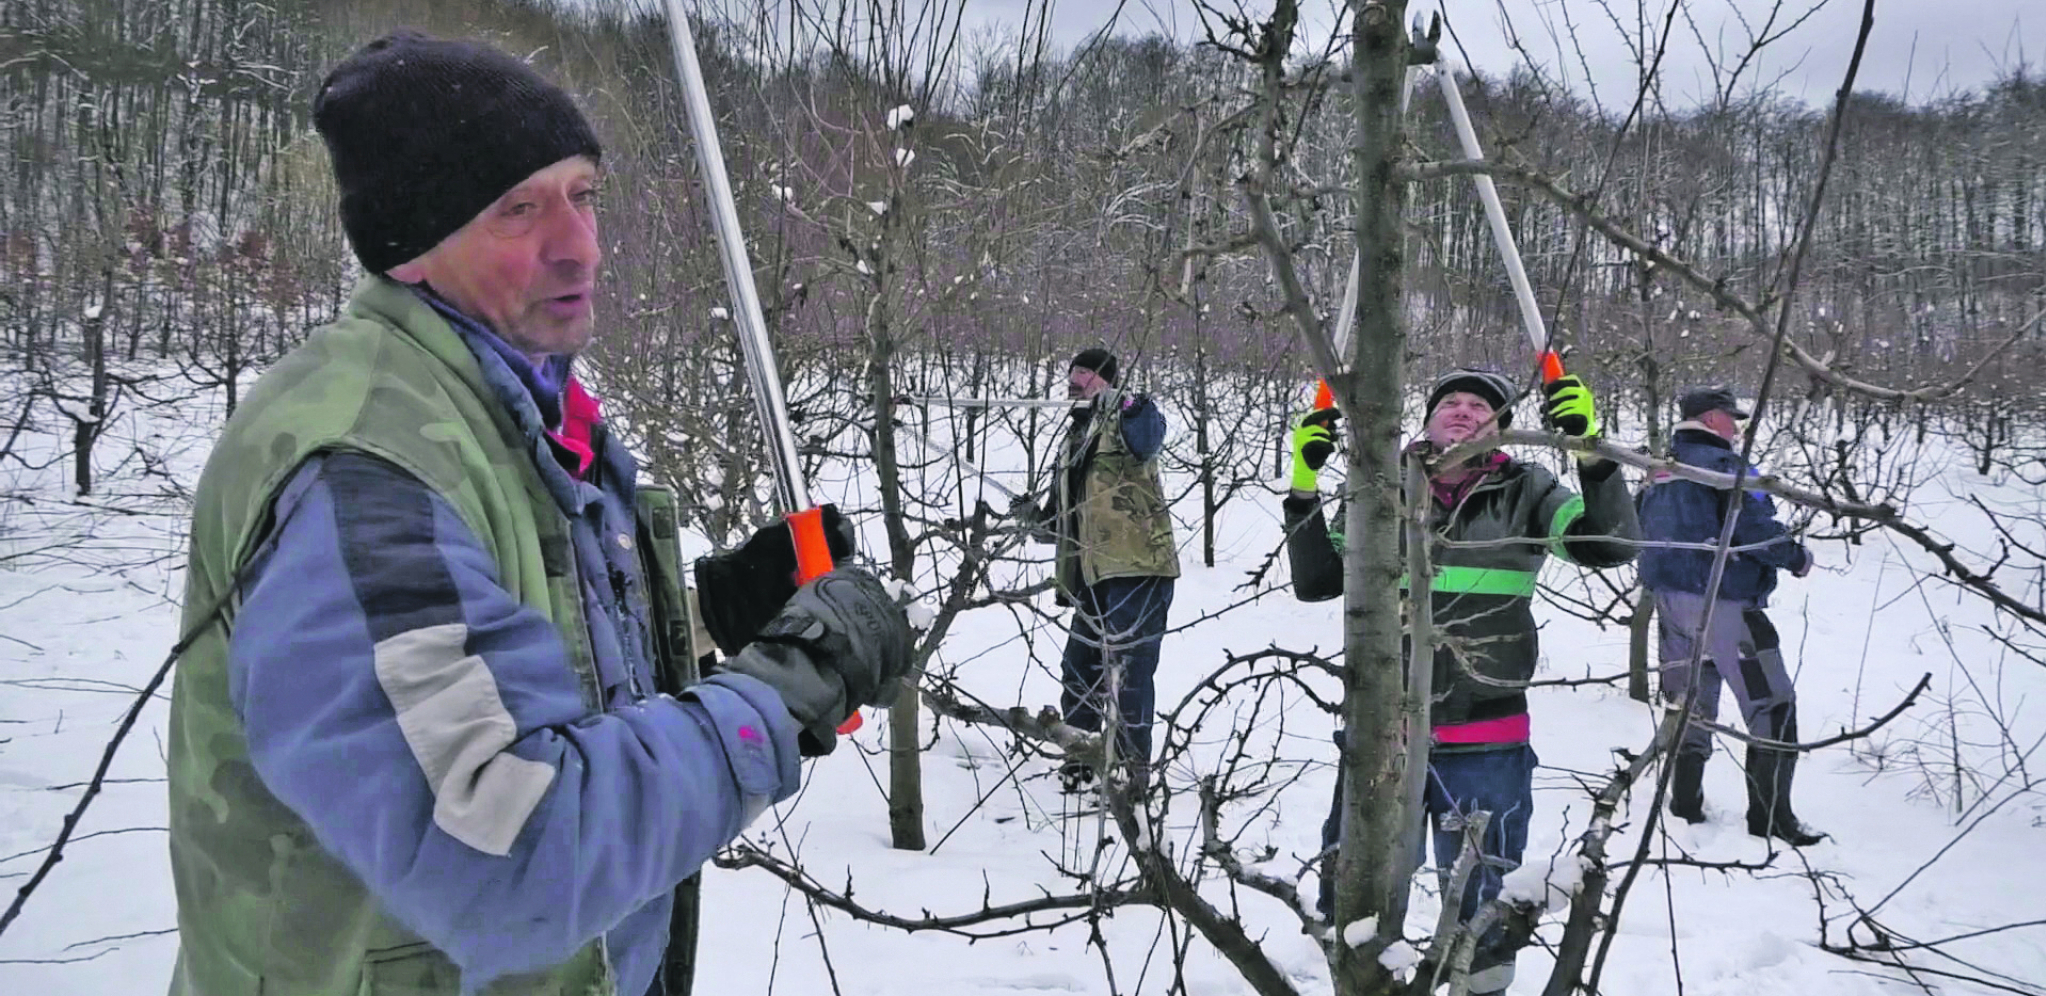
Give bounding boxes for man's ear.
[386,256,427,283]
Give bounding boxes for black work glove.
[1008,494,1057,544]
[720,568,915,756]
[693,505,857,657]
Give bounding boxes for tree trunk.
[1393,456,1435,908]
[1332,2,1414,992]
[1195,338,1218,567]
[1629,269,1663,705]
[866,295,927,851]
[73,268,114,497]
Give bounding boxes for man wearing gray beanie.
[167,31,913,996]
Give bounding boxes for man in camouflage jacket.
[167,32,911,996]
[1014,348,1179,791]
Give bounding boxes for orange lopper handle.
[1539,350,1566,385]
[786,507,833,584]
[786,507,865,735]
[1312,380,1334,411]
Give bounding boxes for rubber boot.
[1744,715,1826,846]
[1057,757,1096,795]
[1669,752,1708,824]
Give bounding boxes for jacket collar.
[413,287,574,430]
[1405,438,1513,508]
[1671,421,1733,450]
[347,278,606,506]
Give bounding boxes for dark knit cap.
[1070,348,1119,385]
[1678,386,1751,420]
[313,30,603,274]
[1426,368,1516,428]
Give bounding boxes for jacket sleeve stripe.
[1546,494,1586,540]
[330,452,465,642]
[372,622,557,856]
[1545,492,1588,565]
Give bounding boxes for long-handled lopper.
[1432,40,1567,385]
[659,1,863,732]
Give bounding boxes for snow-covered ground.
[3,381,2043,995]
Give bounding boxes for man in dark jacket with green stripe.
[1284,368,1638,995]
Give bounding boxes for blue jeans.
[1424,746,1537,921]
[1058,576,1173,766]
[1319,738,1536,991]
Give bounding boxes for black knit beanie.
[313,31,603,274]
[1070,347,1119,386]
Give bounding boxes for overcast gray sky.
[956,0,2040,107]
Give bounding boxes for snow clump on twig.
[1500,854,1586,912]
[1377,940,1421,982]
[1342,915,1379,948]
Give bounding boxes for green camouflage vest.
[1052,401,1181,594]
[168,278,633,996]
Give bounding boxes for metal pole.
[891,417,1025,502]
[1435,64,1551,358]
[905,396,1083,410]
[1334,253,1361,368]
[660,0,811,513]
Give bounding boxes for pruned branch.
[1239,174,1344,396]
[714,844,1150,938]
[1439,430,2046,625]
[1688,672,1932,750]
[1543,709,1685,995]
[1197,775,1317,926]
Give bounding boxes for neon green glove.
[1541,375,1597,439]
[1541,374,1602,463]
[1290,409,1339,492]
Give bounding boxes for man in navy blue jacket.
[1638,387,1823,845]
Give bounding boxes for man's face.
[1425,391,1500,449]
[387,156,602,357]
[1068,366,1109,400]
[1699,408,1743,440]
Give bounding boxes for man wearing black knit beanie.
[1010,347,1180,795]
[169,31,913,996]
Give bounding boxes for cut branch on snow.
[714,844,1152,938]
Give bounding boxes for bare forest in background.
[5,0,2044,519]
